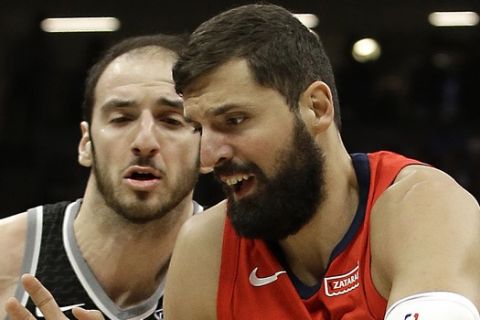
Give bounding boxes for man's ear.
[78,121,92,167]
[298,81,334,133]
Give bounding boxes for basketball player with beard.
[161,4,480,320]
[0,34,202,320]
[5,4,480,320]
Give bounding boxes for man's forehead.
[181,59,262,120]
[104,56,173,81]
[96,54,176,99]
[183,58,253,94]
[95,75,181,115]
[117,46,177,65]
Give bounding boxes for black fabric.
[24,201,163,319]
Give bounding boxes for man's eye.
[110,116,131,123]
[162,117,183,126]
[226,116,245,125]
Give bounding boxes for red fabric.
[217,151,421,319]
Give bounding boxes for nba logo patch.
[154,308,164,320]
[323,263,360,296]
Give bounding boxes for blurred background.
[0,0,479,216]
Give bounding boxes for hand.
[5,274,104,320]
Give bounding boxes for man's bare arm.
[371,165,480,309]
[0,212,28,319]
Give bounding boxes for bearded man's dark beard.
[219,117,326,240]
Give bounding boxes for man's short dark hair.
[82,33,188,122]
[173,4,341,129]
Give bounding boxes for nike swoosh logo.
[35,303,85,317]
[249,267,287,286]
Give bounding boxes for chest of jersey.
[217,152,420,319]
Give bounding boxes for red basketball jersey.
[217,151,422,319]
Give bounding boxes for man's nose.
[130,112,160,158]
[200,129,233,173]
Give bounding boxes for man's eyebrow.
[209,104,242,117]
[184,103,245,122]
[157,97,183,109]
[101,98,135,111]
[100,97,183,111]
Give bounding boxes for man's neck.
[73,196,194,307]
[279,151,359,285]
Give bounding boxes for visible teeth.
[224,174,250,186]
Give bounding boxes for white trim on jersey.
[62,201,159,320]
[18,206,43,306]
[62,199,202,320]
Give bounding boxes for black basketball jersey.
[10,199,201,320]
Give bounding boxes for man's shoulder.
[171,199,227,279]
[0,211,29,255]
[373,164,479,230]
[179,200,227,245]
[376,164,469,208]
[164,201,226,319]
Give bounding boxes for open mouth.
[124,166,162,191]
[125,166,162,179]
[222,174,255,198]
[129,172,157,181]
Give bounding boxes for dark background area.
[0,0,479,216]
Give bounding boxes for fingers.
[6,274,105,320]
[20,274,68,320]
[72,307,105,320]
[5,297,36,320]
